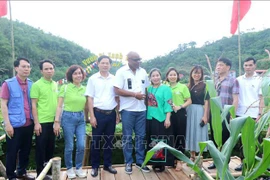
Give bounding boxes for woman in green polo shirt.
[165,67,192,171]
[146,68,174,172]
[54,65,88,179]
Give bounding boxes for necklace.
[190,81,203,93]
[151,84,161,96]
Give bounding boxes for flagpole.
[8,0,15,76]
[237,0,242,76]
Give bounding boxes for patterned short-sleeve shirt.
[215,74,239,107]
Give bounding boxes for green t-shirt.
[30,77,58,123]
[168,82,190,106]
[59,83,86,112]
[147,84,173,122]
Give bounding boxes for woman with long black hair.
[165,67,192,171]
[186,65,209,161]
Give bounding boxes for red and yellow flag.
[230,0,251,35]
[0,0,7,17]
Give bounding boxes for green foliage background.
[0,18,93,83]
[0,16,270,172]
[1,18,270,84]
[142,29,270,81]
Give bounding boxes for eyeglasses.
[129,58,142,62]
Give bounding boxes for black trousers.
[171,108,187,153]
[35,123,55,176]
[209,113,230,147]
[90,110,116,168]
[6,124,34,179]
[146,118,174,167]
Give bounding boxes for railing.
[0,135,64,180]
[0,134,6,179]
[36,157,61,180]
[0,134,5,141]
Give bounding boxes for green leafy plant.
[142,70,270,179]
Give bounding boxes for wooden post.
[265,49,270,59]
[0,135,7,178]
[0,161,7,179]
[8,0,15,77]
[52,157,61,180]
[36,159,53,180]
[237,0,242,76]
[0,134,6,141]
[205,54,213,77]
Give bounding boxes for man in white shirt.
[85,55,120,177]
[114,51,150,174]
[235,57,264,171]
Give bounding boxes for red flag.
[0,0,7,17]
[230,0,251,35]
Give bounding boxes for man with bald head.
[114,51,150,174]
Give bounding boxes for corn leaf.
[221,117,248,179]
[199,140,235,180]
[142,141,211,179]
[261,69,270,106]
[210,97,223,148]
[245,138,270,180]
[241,117,256,172]
[206,80,217,98]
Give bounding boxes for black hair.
[244,57,256,64]
[97,55,112,64]
[165,67,180,82]
[39,59,55,70]
[66,65,86,83]
[188,65,204,89]
[149,68,161,77]
[217,57,232,69]
[14,57,30,67]
[149,68,161,85]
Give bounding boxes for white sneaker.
[66,168,76,179]
[75,167,87,178]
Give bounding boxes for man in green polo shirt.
[30,59,58,179]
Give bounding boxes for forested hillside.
[0,18,93,83]
[142,28,270,81]
[1,17,270,84]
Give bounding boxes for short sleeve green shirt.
[169,82,190,106]
[30,77,58,123]
[147,84,173,122]
[59,83,86,112]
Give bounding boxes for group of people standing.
[0,51,267,180]
[1,59,88,180]
[87,51,210,175]
[207,57,264,171]
[145,64,208,172]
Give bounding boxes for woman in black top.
[186,65,209,161]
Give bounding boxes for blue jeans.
[121,110,146,164]
[61,111,86,170]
